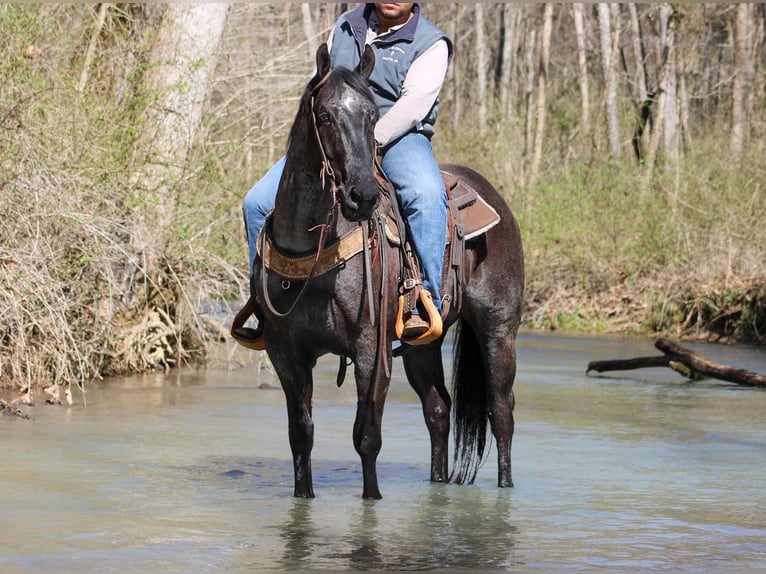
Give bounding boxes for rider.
[235,3,453,348]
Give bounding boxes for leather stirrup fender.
[395,290,443,346]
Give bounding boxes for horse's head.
[309,44,380,222]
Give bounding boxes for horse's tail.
[449,318,489,485]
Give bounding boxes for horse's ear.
[316,43,331,78]
[358,45,375,80]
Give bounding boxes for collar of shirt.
[366,12,408,44]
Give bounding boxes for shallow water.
[1,332,765,572]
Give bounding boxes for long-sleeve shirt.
[327,21,450,147]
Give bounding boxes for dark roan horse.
[252,44,524,499]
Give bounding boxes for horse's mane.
[285,66,375,156]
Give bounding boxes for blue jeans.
[242,132,447,311]
[242,155,286,283]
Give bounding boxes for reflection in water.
[279,500,315,570]
[346,501,385,571]
[399,485,518,570]
[1,332,765,571]
[272,484,519,570]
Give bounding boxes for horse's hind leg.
[484,334,517,487]
[402,344,451,483]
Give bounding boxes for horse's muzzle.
[340,184,378,222]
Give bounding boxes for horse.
[251,44,524,499]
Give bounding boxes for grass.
[436,118,766,343]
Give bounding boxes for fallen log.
[587,338,766,388]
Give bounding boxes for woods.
[1,3,765,390]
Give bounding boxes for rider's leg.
[243,155,286,287]
[380,132,447,320]
[233,156,285,348]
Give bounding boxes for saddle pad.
[441,170,501,240]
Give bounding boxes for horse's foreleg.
[403,345,451,483]
[485,338,517,488]
[353,358,391,499]
[275,360,316,498]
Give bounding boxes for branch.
[587,338,766,388]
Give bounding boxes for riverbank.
[524,275,766,346]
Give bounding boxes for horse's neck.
[270,152,338,254]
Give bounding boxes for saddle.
[253,167,500,345]
[386,168,500,343]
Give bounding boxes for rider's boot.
[397,289,443,345]
[402,311,430,339]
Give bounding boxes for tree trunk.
[77,3,110,95]
[131,3,229,261]
[474,3,488,134]
[523,26,537,169]
[628,4,648,104]
[660,4,679,168]
[641,5,679,195]
[301,3,317,61]
[573,3,590,135]
[598,3,621,159]
[448,3,461,131]
[731,3,754,156]
[498,4,520,121]
[628,3,650,161]
[529,4,552,188]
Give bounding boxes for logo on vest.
[381,45,405,64]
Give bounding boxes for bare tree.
[498,4,520,121]
[530,4,553,188]
[660,4,679,166]
[572,3,590,136]
[131,4,229,259]
[628,3,649,104]
[732,3,754,156]
[523,26,537,166]
[77,3,111,95]
[641,5,680,195]
[475,3,488,134]
[628,3,651,161]
[447,3,462,130]
[598,3,621,159]
[301,4,317,61]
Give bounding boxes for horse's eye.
[316,111,332,126]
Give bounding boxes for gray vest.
[330,3,453,139]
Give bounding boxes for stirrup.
[395,290,443,345]
[230,296,266,351]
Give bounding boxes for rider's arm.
[374,39,450,147]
